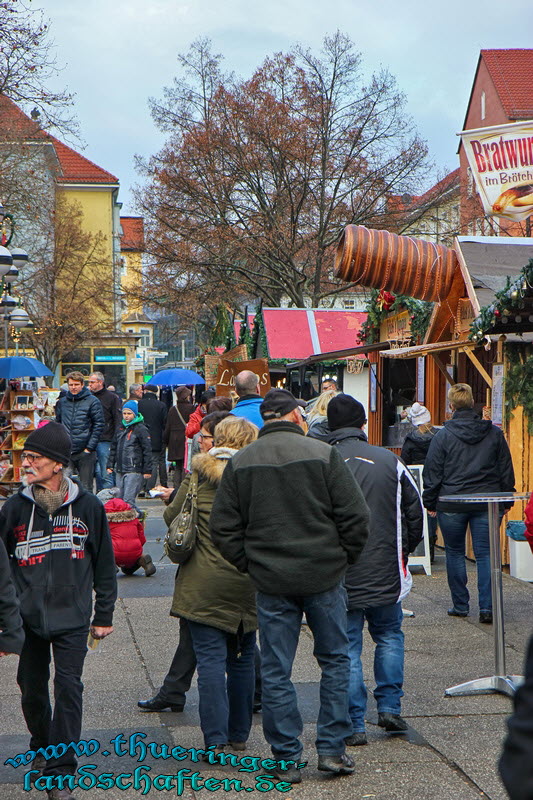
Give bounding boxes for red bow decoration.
[377,290,395,311]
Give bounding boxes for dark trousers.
[171,459,185,489]
[146,450,168,490]
[157,617,262,708]
[158,617,197,706]
[188,620,256,747]
[69,451,96,493]
[257,584,351,759]
[17,625,88,777]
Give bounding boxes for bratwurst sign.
[460,120,533,221]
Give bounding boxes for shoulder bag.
[164,471,199,565]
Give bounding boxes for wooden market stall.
[334,224,533,563]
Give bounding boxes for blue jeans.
[116,472,144,515]
[95,441,113,492]
[438,511,492,613]
[256,583,351,759]
[347,602,404,733]
[188,621,256,748]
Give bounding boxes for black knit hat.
[24,421,72,466]
[327,394,367,431]
[260,389,299,420]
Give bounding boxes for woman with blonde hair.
[164,415,259,753]
[307,389,339,441]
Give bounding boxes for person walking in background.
[230,370,264,428]
[163,387,195,489]
[211,388,370,782]
[138,409,231,715]
[423,383,515,624]
[107,400,152,515]
[306,388,339,441]
[167,416,258,754]
[401,402,439,560]
[56,371,104,493]
[139,385,168,490]
[327,394,423,745]
[128,383,143,402]
[88,372,122,492]
[185,389,216,440]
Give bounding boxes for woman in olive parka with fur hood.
[164,415,258,752]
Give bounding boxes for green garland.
[504,344,533,433]
[358,289,433,345]
[470,258,533,341]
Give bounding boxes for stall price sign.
[215,358,271,397]
[491,364,504,427]
[460,121,533,221]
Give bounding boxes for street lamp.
[0,293,17,357]
[10,307,31,356]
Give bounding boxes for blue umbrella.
[0,356,53,379]
[145,368,205,386]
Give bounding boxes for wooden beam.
[430,352,455,385]
[461,347,493,388]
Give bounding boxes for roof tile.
[481,49,533,118]
[120,217,144,250]
[0,94,118,184]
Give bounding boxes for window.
[343,299,356,310]
[481,91,486,121]
[139,328,151,348]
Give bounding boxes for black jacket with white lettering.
[329,427,423,608]
[0,478,117,637]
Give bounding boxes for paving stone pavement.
[0,498,529,799]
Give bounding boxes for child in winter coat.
[104,497,156,576]
[107,400,152,514]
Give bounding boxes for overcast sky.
[42,0,533,215]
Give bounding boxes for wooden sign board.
[216,358,271,397]
[205,344,248,388]
[382,310,411,347]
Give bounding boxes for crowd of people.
[0,370,532,799]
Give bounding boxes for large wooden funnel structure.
[334,225,458,302]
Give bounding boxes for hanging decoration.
[470,258,533,341]
[358,289,433,345]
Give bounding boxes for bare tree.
[18,198,114,375]
[135,33,431,316]
[0,0,76,134]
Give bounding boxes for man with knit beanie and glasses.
[0,421,117,800]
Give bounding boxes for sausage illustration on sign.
[492,183,533,213]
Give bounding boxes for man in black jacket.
[88,372,122,492]
[423,383,515,624]
[327,394,423,745]
[139,385,168,490]
[211,389,370,782]
[56,371,105,493]
[0,421,116,800]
